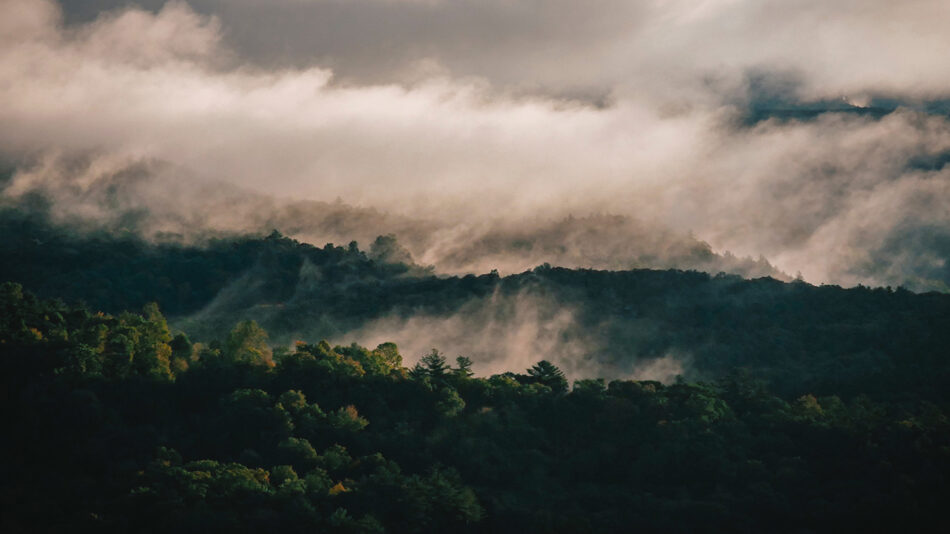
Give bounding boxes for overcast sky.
[3,0,950,289]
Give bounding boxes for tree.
[527,360,568,393]
[368,234,414,265]
[436,387,466,417]
[453,356,474,379]
[328,404,369,432]
[103,330,135,379]
[170,332,193,360]
[571,378,606,400]
[277,437,319,471]
[223,320,272,366]
[374,342,404,372]
[408,363,429,382]
[169,332,193,374]
[420,349,448,379]
[277,389,308,413]
[128,303,173,379]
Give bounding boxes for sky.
[3,0,950,290]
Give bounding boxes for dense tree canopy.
[3,283,949,533]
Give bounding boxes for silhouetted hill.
[3,206,950,399]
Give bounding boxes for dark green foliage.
[223,320,272,365]
[4,210,950,532]
[420,349,448,379]
[3,285,950,533]
[526,360,568,393]
[4,207,950,402]
[453,356,474,379]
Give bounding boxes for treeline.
[4,205,950,400]
[3,283,950,533]
[0,204,420,317]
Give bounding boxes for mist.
[3,0,950,291]
[337,287,692,382]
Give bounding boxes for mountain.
[3,205,949,399]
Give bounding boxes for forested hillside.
[3,206,950,399]
[3,283,949,533]
[4,209,950,532]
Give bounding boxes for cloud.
[1,1,650,216]
[3,0,950,290]
[334,286,684,381]
[54,0,950,102]
[630,353,687,384]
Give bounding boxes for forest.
[3,205,950,532]
[4,205,950,398]
[3,281,950,533]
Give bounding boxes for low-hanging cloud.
[336,286,692,383]
[3,0,950,290]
